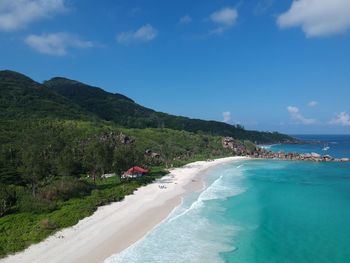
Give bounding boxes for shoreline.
[1,156,247,263]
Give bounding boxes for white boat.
[322,144,330,151]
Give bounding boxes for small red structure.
[126,166,149,175]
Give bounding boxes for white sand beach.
[1,156,247,263]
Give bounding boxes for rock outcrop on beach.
[222,137,350,163]
[252,148,349,163]
[222,137,255,155]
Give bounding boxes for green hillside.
[0,71,91,121]
[0,69,297,144]
[44,76,297,144]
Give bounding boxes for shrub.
[0,184,16,217]
[38,177,93,201]
[39,218,58,230]
[18,195,57,214]
[16,177,93,214]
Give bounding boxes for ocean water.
[263,134,350,158]
[106,136,350,263]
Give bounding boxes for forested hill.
[1,70,297,143]
[0,70,91,121]
[44,75,296,144]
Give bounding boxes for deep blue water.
[106,135,350,263]
[264,135,350,158]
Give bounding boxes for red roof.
[127,166,149,174]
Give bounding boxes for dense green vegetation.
[44,74,297,144]
[0,69,297,257]
[0,71,91,121]
[0,170,167,257]
[1,70,297,144]
[0,119,231,257]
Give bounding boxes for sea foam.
[105,163,246,263]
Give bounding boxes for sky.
[1,0,350,134]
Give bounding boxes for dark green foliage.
[0,185,16,216]
[113,144,140,176]
[0,69,297,144]
[20,126,54,196]
[38,177,92,202]
[1,118,232,188]
[0,146,21,185]
[0,70,91,121]
[17,193,58,214]
[43,74,296,144]
[0,120,232,218]
[16,177,93,214]
[82,139,108,182]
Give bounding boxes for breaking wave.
[105,162,246,263]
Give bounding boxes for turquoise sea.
[106,135,350,263]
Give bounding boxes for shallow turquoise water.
[221,160,350,263]
[106,159,350,263]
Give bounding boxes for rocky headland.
[222,137,350,163]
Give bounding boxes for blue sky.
[1,0,350,134]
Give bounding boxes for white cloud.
[117,24,158,45]
[287,106,299,114]
[209,7,238,35]
[223,111,232,123]
[179,15,192,24]
[0,0,66,31]
[330,112,350,126]
[287,105,317,125]
[277,0,350,37]
[25,32,95,56]
[308,101,318,107]
[210,7,237,26]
